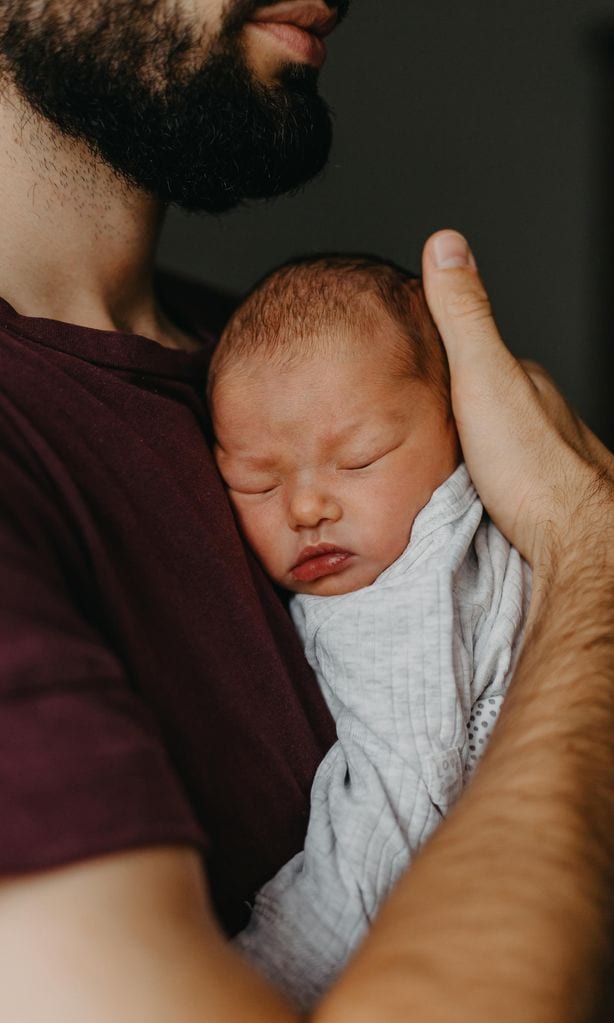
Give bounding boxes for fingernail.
[431,231,476,269]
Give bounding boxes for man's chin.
[0,3,334,214]
[165,73,333,212]
[167,128,332,213]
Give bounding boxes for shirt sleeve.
[0,427,205,875]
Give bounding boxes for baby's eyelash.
[340,452,387,471]
[345,458,377,470]
[230,483,279,496]
[340,443,401,472]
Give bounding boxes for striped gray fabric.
[235,465,531,1009]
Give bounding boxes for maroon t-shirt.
[0,273,335,934]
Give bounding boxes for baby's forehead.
[209,258,450,429]
[211,350,429,464]
[212,334,410,413]
[212,310,413,395]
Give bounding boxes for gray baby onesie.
[235,464,532,1009]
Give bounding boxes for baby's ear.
[405,277,452,413]
[406,275,444,351]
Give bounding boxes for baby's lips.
[290,544,354,583]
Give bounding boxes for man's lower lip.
[291,552,353,583]
[247,22,327,68]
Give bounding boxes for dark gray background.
[159,0,614,446]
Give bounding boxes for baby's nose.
[289,490,342,530]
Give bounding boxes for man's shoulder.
[156,269,239,341]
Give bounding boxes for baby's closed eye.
[229,481,280,496]
[338,442,401,472]
[221,466,281,496]
[215,449,280,495]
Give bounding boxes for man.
[0,2,611,1021]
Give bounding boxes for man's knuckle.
[446,287,493,324]
[522,361,558,402]
[520,358,547,379]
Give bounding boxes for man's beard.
[0,0,342,212]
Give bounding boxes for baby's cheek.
[369,499,416,566]
[233,501,265,550]
[235,502,286,580]
[379,525,414,567]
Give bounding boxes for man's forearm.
[316,495,614,1023]
[4,459,610,1023]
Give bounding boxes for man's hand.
[2,234,611,1023]
[0,847,298,1023]
[422,230,614,568]
[316,235,614,1023]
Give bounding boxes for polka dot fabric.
[465,694,506,776]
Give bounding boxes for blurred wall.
[159,0,614,446]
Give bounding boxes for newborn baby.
[208,255,532,1010]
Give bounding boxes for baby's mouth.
[290,544,354,583]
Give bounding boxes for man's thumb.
[422,230,507,374]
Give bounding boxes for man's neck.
[0,86,200,351]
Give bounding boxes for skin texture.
[422,232,614,574]
[0,0,343,338]
[1,233,612,1023]
[0,0,611,1013]
[212,337,459,596]
[0,0,344,211]
[316,233,614,1023]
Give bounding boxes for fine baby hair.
[208,253,451,412]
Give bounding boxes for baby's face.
[212,346,459,596]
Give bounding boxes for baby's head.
[209,255,459,596]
